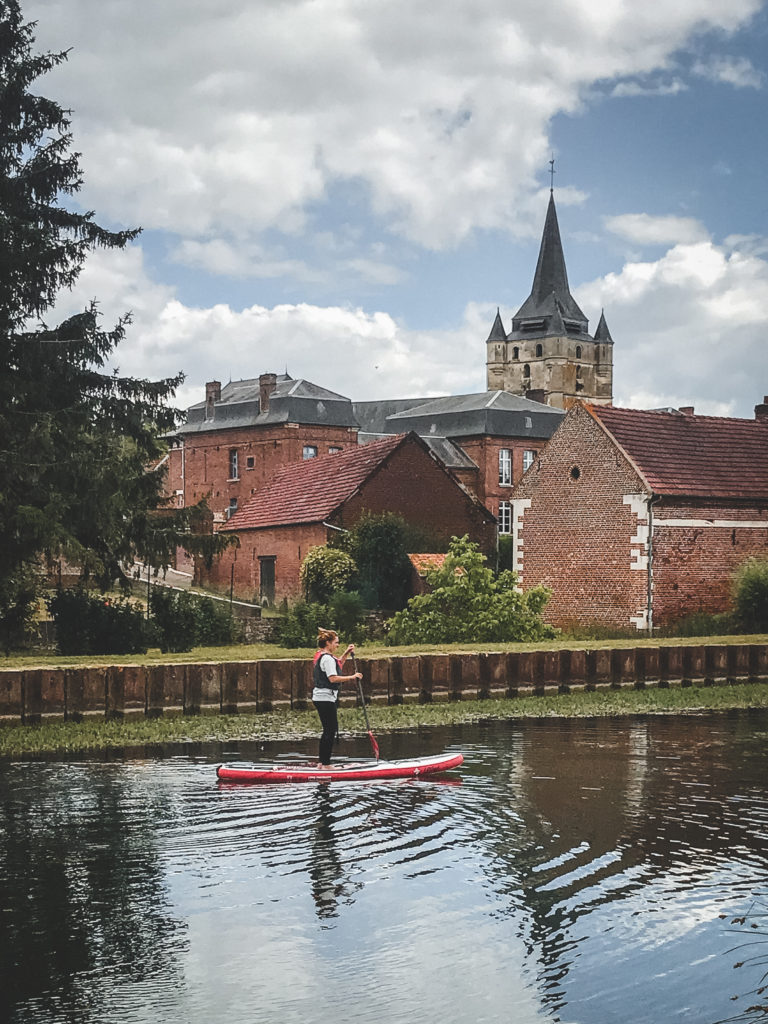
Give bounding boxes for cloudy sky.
[27,0,768,416]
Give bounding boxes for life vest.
[313,650,341,693]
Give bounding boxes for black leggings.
[313,700,338,765]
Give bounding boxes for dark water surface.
[2,712,768,1024]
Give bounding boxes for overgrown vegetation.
[48,590,149,656]
[299,547,358,602]
[3,682,768,758]
[387,535,557,645]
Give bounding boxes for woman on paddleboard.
[313,628,362,768]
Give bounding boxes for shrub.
[148,589,241,653]
[386,535,557,645]
[277,592,367,649]
[658,612,736,638]
[299,547,358,603]
[347,511,414,610]
[498,535,515,573]
[733,558,768,633]
[48,589,149,655]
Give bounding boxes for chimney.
[205,380,221,420]
[259,372,277,412]
[756,396,768,421]
[679,406,694,416]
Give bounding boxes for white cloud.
[27,0,763,249]
[54,244,485,409]
[576,239,768,416]
[605,214,710,246]
[611,79,688,97]
[692,55,765,88]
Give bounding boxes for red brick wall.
[512,405,649,629]
[459,435,545,511]
[180,424,358,519]
[652,502,768,625]
[202,522,328,603]
[200,437,497,603]
[335,440,497,558]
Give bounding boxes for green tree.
[0,4,229,648]
[345,511,413,610]
[300,546,358,602]
[733,557,768,633]
[387,535,557,645]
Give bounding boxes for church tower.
[485,190,613,408]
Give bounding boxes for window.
[498,501,512,534]
[226,497,238,519]
[575,345,582,358]
[302,445,318,459]
[246,456,254,470]
[328,446,342,454]
[228,448,239,479]
[523,363,531,378]
[498,448,512,486]
[535,344,543,357]
[512,347,519,360]
[523,449,537,472]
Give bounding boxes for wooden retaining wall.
[1,643,767,724]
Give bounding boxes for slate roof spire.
[509,190,589,337]
[594,309,614,343]
[486,307,506,342]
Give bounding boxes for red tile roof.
[408,553,447,575]
[588,405,768,499]
[223,434,409,531]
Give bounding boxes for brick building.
[510,400,768,632]
[201,432,496,604]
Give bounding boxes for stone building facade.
[510,401,768,631]
[485,191,613,409]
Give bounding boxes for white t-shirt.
[313,652,340,703]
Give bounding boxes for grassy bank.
[2,633,767,670]
[3,680,768,758]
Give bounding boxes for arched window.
[535,344,543,357]
[512,347,519,360]
[523,363,530,377]
[575,345,582,358]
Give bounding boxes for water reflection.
[1,713,767,1024]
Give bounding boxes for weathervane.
[549,155,555,192]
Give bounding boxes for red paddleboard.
[216,752,464,783]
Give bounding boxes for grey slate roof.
[508,192,591,342]
[177,375,358,434]
[380,390,564,440]
[352,397,440,434]
[594,310,614,343]
[358,431,478,470]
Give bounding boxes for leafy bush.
[498,535,515,573]
[300,546,358,603]
[346,512,413,610]
[277,591,367,648]
[386,535,557,645]
[49,589,149,655]
[661,611,737,638]
[733,558,768,633]
[148,589,241,653]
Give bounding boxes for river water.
[1,712,767,1024]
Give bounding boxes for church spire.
[486,307,506,343]
[511,190,587,330]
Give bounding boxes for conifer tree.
[0,2,220,648]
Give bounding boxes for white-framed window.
[498,448,512,486]
[228,448,239,479]
[498,500,512,534]
[246,455,255,470]
[328,446,342,454]
[226,497,238,520]
[303,445,318,460]
[523,449,537,472]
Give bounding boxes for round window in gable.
[570,466,581,481]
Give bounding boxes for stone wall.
[2,642,766,724]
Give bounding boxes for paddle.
[351,652,379,761]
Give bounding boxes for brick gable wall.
[511,404,650,629]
